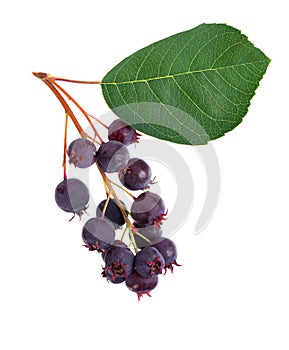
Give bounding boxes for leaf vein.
[171,76,221,129]
[101,61,268,86]
[135,45,157,80]
[114,84,175,139]
[200,72,242,116]
[145,81,203,138]
[189,31,240,70]
[232,66,256,84]
[216,70,252,95]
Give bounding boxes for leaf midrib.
[101,60,267,85]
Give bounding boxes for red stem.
[33,71,138,250]
[63,112,69,179]
[88,113,109,129]
[51,76,101,85]
[52,81,103,143]
[42,79,86,137]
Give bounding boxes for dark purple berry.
[134,246,165,278]
[119,158,152,190]
[67,138,96,168]
[55,178,89,216]
[108,119,140,145]
[102,269,126,284]
[96,198,126,228]
[131,191,166,227]
[96,141,129,173]
[133,223,162,248]
[111,240,128,248]
[101,240,128,261]
[82,217,115,252]
[151,238,180,273]
[125,270,158,301]
[103,246,134,282]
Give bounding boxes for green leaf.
[101,23,270,145]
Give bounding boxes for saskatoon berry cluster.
[55,119,180,300]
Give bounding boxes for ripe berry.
[119,158,152,190]
[112,240,128,247]
[103,246,134,282]
[151,238,180,273]
[125,270,158,301]
[67,138,96,168]
[101,240,128,261]
[82,217,115,252]
[134,246,165,278]
[96,198,126,228]
[55,178,89,216]
[96,141,129,173]
[131,191,166,227]
[102,270,126,284]
[108,119,140,145]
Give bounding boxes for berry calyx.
[103,246,134,282]
[134,246,165,277]
[101,269,126,284]
[151,238,181,273]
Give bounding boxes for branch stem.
[52,81,103,143]
[33,71,138,253]
[41,78,86,137]
[63,112,69,179]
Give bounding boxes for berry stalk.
[96,162,139,253]
[51,80,103,143]
[62,112,69,179]
[33,72,142,253]
[101,195,111,219]
[33,72,104,143]
[33,74,86,137]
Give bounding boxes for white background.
[1,0,288,349]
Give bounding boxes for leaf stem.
[51,75,101,85]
